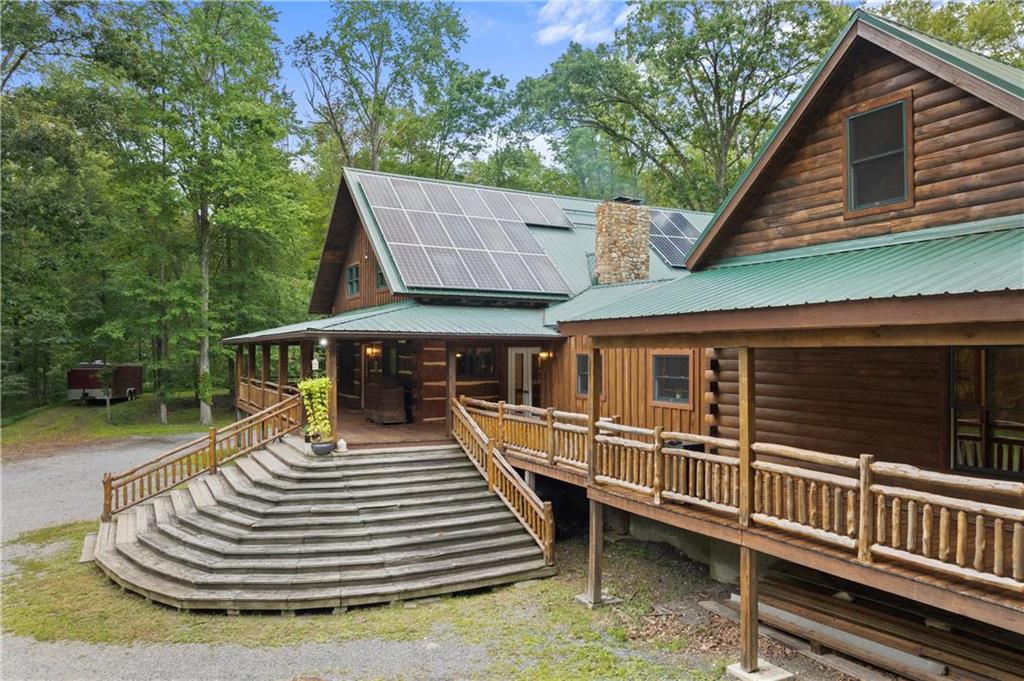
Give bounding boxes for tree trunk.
[198,202,213,426]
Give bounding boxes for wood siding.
[331,221,399,313]
[715,347,949,468]
[720,44,1024,259]
[539,336,706,434]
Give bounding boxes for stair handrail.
[451,397,555,565]
[102,394,302,521]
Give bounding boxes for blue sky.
[271,1,629,122]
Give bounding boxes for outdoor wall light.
[538,351,553,360]
[319,338,328,347]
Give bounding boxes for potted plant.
[298,377,335,455]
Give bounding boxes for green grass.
[2,522,734,680]
[1,393,235,453]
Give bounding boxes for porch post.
[299,340,313,380]
[574,498,610,609]
[247,344,257,409]
[277,342,288,403]
[261,344,272,409]
[586,341,602,483]
[234,346,243,409]
[738,347,759,675]
[446,342,457,436]
[325,339,339,445]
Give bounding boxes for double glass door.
[508,347,542,407]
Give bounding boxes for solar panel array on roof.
[357,174,572,294]
[649,209,701,267]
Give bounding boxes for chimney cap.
[611,195,643,205]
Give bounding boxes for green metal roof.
[686,10,1024,267]
[544,278,675,327]
[342,167,711,301]
[223,300,558,343]
[559,215,1024,323]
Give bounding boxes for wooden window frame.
[647,349,694,411]
[575,353,589,398]
[840,89,915,219]
[345,264,360,298]
[375,265,387,290]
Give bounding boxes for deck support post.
[739,546,758,673]
[524,470,537,490]
[325,339,339,446]
[446,342,457,436]
[586,342,602,482]
[576,499,618,608]
[738,347,755,527]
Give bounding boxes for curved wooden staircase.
[93,398,556,613]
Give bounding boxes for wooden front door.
[508,347,541,406]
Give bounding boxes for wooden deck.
[336,408,451,449]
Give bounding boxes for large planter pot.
[310,441,336,456]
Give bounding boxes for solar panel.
[459,250,509,290]
[358,175,402,209]
[356,173,572,295]
[374,207,420,245]
[423,247,474,288]
[479,190,520,221]
[389,244,440,287]
[391,178,433,212]
[439,214,485,249]
[648,208,701,268]
[490,251,539,290]
[421,182,463,215]
[509,195,547,225]
[531,195,573,228]
[498,220,545,255]
[522,254,570,293]
[406,211,453,248]
[447,184,492,218]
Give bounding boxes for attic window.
[345,264,360,297]
[842,92,913,216]
[376,266,386,289]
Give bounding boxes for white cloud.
[534,0,628,46]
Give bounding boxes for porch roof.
[558,215,1024,328]
[222,300,559,344]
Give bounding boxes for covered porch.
[223,301,563,449]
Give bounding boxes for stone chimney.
[594,198,650,284]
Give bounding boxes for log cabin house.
[99,10,1021,679]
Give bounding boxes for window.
[345,264,360,297]
[952,347,1024,479]
[576,354,589,396]
[843,93,913,215]
[650,351,692,408]
[376,265,387,289]
[455,345,495,378]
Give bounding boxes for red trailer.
[67,362,143,402]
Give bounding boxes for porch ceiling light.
[319,338,328,347]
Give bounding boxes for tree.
[1,1,98,91]
[290,0,467,171]
[876,0,1024,67]
[149,1,297,425]
[517,1,849,210]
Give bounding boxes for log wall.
[721,44,1024,259]
[715,347,950,468]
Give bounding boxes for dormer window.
[842,92,914,217]
[345,264,360,297]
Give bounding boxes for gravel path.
[1,434,202,541]
[1,635,488,681]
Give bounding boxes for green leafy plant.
[298,376,332,442]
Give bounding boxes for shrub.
[297,376,332,442]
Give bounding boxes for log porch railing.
[237,377,299,413]
[451,397,555,565]
[460,397,1024,595]
[102,394,302,520]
